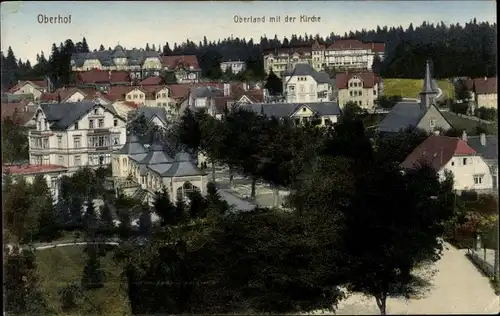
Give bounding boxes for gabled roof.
[335,72,380,89]
[401,135,477,171]
[115,134,147,155]
[161,55,200,70]
[77,70,131,84]
[283,63,330,83]
[139,76,164,86]
[8,80,47,93]
[136,107,168,127]
[40,100,118,130]
[378,102,424,133]
[241,102,341,118]
[467,77,497,95]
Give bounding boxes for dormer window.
[94,108,98,115]
[74,122,79,130]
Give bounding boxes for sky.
[1,1,497,64]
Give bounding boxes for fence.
[466,247,496,278]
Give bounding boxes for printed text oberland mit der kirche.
[233,15,321,23]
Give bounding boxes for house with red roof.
[401,134,494,192]
[465,77,497,109]
[336,71,381,110]
[161,55,201,83]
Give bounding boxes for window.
[134,94,138,99]
[42,138,48,149]
[58,155,64,164]
[57,136,62,148]
[98,156,104,165]
[74,122,79,130]
[113,136,120,145]
[302,107,307,112]
[127,95,132,100]
[89,119,94,129]
[463,158,467,165]
[37,122,41,130]
[451,160,455,166]
[473,174,484,185]
[98,119,104,128]
[73,137,81,148]
[50,177,57,191]
[162,93,167,98]
[113,119,118,127]
[429,120,436,128]
[350,91,353,96]
[43,156,49,165]
[94,108,98,115]
[74,155,81,166]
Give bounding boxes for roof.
[336,72,380,89]
[139,76,164,86]
[466,135,498,161]
[140,143,174,165]
[283,63,330,83]
[40,100,118,130]
[1,102,35,125]
[8,80,47,93]
[378,102,425,133]
[3,164,67,175]
[467,77,497,95]
[40,87,98,103]
[422,60,438,94]
[160,151,205,177]
[136,107,168,127]
[115,134,148,155]
[401,135,477,170]
[71,48,161,68]
[167,84,192,100]
[161,55,200,70]
[241,102,341,118]
[264,40,385,55]
[77,70,131,84]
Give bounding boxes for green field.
[384,78,455,99]
[442,112,498,135]
[36,246,130,316]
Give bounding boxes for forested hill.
[1,19,496,90]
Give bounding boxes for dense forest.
[1,19,496,91]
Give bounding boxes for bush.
[450,102,469,114]
[474,107,497,121]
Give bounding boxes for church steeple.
[419,59,438,110]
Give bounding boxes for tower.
[419,59,438,110]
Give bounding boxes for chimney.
[461,130,467,142]
[480,133,486,146]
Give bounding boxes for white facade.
[338,76,379,110]
[289,104,338,127]
[283,74,331,103]
[439,155,493,191]
[476,93,498,109]
[12,82,44,101]
[220,61,247,74]
[28,104,127,173]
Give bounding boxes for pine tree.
[81,246,105,289]
[162,42,172,55]
[153,188,176,226]
[117,209,132,239]
[100,203,115,236]
[145,43,150,51]
[32,175,59,242]
[58,283,80,312]
[99,44,105,51]
[4,248,49,314]
[82,37,89,53]
[138,206,152,237]
[152,44,156,52]
[83,197,97,235]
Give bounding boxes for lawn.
[384,78,455,99]
[442,112,498,135]
[36,245,130,316]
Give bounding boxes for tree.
[1,117,29,163]
[138,206,152,237]
[99,203,115,236]
[341,101,366,120]
[187,190,208,219]
[117,209,132,239]
[161,70,177,84]
[81,245,105,289]
[99,44,105,51]
[376,95,402,109]
[4,247,50,315]
[81,37,90,53]
[455,78,471,102]
[372,53,383,75]
[32,175,59,242]
[58,283,81,312]
[83,197,97,235]
[153,188,177,226]
[264,70,283,96]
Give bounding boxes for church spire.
[419,59,438,110]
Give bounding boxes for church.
[111,133,208,203]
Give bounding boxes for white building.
[111,134,208,203]
[282,63,331,103]
[336,71,380,110]
[28,100,127,173]
[401,135,494,192]
[220,61,247,74]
